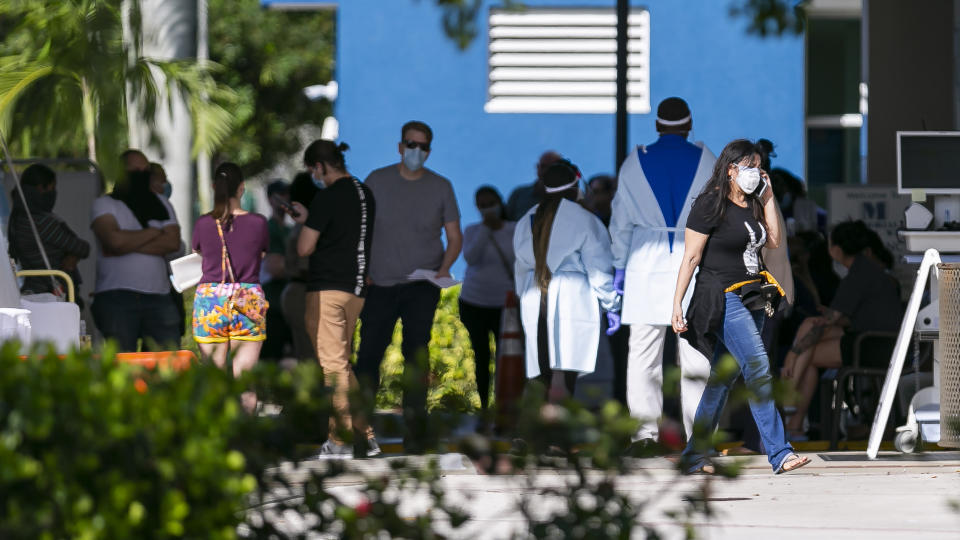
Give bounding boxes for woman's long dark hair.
[696,139,765,224]
[532,159,580,296]
[210,162,244,229]
[111,169,169,228]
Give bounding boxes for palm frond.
[146,58,240,157]
[0,61,54,130]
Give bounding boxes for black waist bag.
[737,279,782,317]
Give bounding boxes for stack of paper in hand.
[407,268,460,289]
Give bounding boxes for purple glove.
[613,268,625,296]
[606,311,621,336]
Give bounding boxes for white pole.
[133,0,197,243]
[196,0,212,213]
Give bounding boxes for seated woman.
[781,220,902,438]
[8,164,90,302]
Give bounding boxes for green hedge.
[0,345,252,538]
[182,285,485,412]
[0,343,731,538]
[0,344,331,539]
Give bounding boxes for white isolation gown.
[513,199,621,378]
[609,142,716,325]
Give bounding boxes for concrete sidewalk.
[258,450,960,538]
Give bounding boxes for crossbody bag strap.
[215,218,237,284]
[487,228,514,282]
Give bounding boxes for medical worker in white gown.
[609,97,716,445]
[514,159,621,400]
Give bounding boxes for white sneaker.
[318,439,351,457]
[366,437,382,457]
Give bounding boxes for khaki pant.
[305,290,373,444]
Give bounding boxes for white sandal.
[776,453,810,474]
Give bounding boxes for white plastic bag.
[169,253,203,293]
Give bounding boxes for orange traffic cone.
[495,290,526,432]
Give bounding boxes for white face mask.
[402,147,427,172]
[735,165,762,194]
[833,260,849,279]
[479,203,501,218]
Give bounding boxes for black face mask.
[39,190,57,212]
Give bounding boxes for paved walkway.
[257,450,960,538]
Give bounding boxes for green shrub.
[0,341,731,539]
[0,344,335,539]
[0,344,252,538]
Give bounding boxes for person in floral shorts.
[192,163,269,409]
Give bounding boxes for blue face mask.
[312,176,325,189]
[402,147,427,172]
[162,182,173,199]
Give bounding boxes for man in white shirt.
[90,150,182,351]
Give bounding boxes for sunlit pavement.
[255,450,960,539]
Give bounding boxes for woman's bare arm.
[672,228,709,333]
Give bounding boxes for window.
[806,15,863,197]
[485,7,650,114]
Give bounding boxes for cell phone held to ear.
[754,177,768,200]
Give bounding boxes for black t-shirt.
[686,195,767,288]
[304,176,376,296]
[831,254,902,333]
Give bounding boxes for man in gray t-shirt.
[356,120,462,453]
[365,165,459,286]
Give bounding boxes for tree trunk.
[135,0,198,242]
[80,77,97,163]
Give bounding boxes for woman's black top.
[831,254,902,333]
[683,193,768,359]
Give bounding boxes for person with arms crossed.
[90,149,182,351]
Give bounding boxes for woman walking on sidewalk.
[672,139,809,475]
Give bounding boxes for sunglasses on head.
[403,140,431,152]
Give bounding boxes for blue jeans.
[681,292,793,473]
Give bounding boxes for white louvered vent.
[485,7,651,114]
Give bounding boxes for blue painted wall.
[335,0,804,277]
